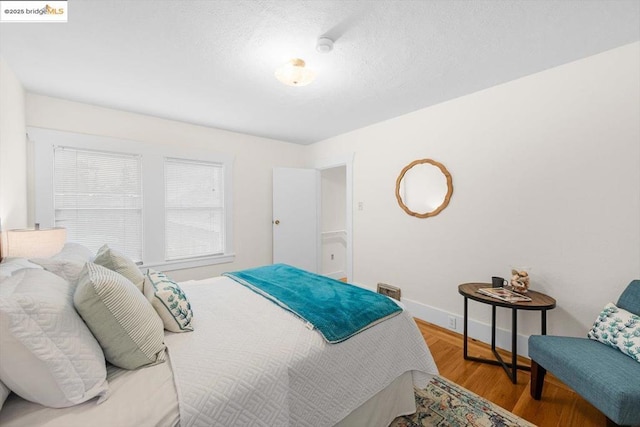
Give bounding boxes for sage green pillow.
[93,244,144,292]
[74,263,166,370]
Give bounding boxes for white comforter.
[165,276,438,427]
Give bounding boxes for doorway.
[272,154,353,282]
[320,166,347,280]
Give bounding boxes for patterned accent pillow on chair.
[587,302,640,362]
[144,269,194,332]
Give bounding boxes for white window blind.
[165,158,225,260]
[33,127,235,270]
[54,146,143,261]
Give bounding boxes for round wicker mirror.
[395,159,453,218]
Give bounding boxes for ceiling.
[1,1,638,145]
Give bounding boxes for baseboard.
[402,298,530,358]
[324,270,346,280]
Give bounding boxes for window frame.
[164,156,226,262]
[53,145,144,261]
[30,127,235,270]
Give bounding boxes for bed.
[0,249,438,427]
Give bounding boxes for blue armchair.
[528,280,640,427]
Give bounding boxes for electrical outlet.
[447,316,456,330]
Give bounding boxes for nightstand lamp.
[1,226,67,258]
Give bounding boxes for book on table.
[477,287,532,303]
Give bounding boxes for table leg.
[460,290,533,383]
[463,297,469,359]
[511,307,518,384]
[491,305,496,351]
[541,310,547,335]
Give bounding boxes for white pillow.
[0,257,43,278]
[30,242,94,284]
[74,263,166,370]
[29,258,86,284]
[93,244,144,292]
[53,242,94,262]
[144,269,194,332]
[0,269,109,408]
[0,380,9,411]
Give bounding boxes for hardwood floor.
[415,319,606,427]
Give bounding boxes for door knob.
[274,220,280,225]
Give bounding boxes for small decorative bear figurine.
[510,269,530,293]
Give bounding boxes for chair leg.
[605,417,623,427]
[530,360,546,400]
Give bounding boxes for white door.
[273,168,318,272]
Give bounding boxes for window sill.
[141,253,236,271]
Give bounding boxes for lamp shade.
[274,58,315,87]
[1,227,67,258]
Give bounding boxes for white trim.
[315,169,321,274]
[321,230,347,244]
[142,253,235,271]
[321,229,347,238]
[325,270,347,280]
[402,297,532,358]
[312,153,354,282]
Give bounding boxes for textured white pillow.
[144,269,194,332]
[53,242,94,262]
[29,258,86,284]
[0,269,109,408]
[0,257,43,278]
[30,242,94,284]
[0,380,9,411]
[93,244,144,292]
[74,263,166,369]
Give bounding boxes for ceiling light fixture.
[274,58,315,87]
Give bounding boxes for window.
[165,158,225,260]
[54,147,143,261]
[31,128,234,270]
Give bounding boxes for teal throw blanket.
[223,264,402,343]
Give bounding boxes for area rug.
[390,376,535,427]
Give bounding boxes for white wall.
[307,42,640,345]
[26,94,306,280]
[0,60,28,233]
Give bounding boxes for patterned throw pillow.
[93,244,144,292]
[144,269,194,333]
[587,302,640,363]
